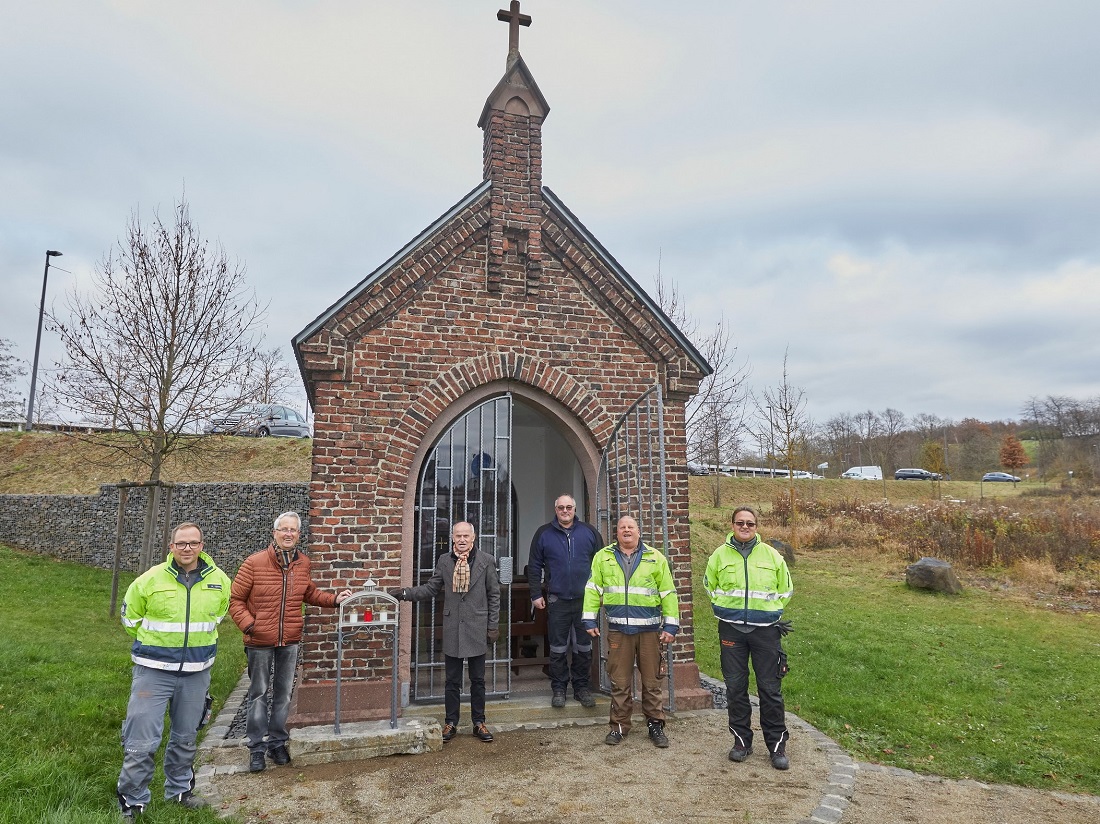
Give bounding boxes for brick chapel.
[290,2,713,724]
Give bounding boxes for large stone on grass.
[770,538,796,566]
[905,557,963,595]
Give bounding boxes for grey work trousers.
[117,664,210,809]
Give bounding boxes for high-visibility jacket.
[582,543,680,635]
[704,533,792,627]
[121,551,231,672]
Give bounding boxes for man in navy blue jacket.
[528,494,604,708]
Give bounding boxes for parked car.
[205,404,311,438]
[982,471,1020,483]
[894,468,942,481]
[841,465,883,481]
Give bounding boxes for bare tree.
[652,264,750,488]
[853,410,882,466]
[756,349,812,548]
[48,196,267,481]
[877,408,907,473]
[250,346,299,406]
[0,337,26,421]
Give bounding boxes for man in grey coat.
[390,521,500,743]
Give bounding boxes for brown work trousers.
[605,630,664,733]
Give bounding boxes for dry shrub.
[778,493,1100,575]
[1009,557,1061,589]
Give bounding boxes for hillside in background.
[0,431,1031,505]
[0,431,311,494]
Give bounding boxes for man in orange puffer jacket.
[230,511,351,773]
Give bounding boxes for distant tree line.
[690,398,1100,483]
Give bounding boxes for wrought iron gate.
[593,384,672,698]
[411,394,514,701]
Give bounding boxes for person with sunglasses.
[117,522,232,818]
[527,494,604,709]
[704,506,794,770]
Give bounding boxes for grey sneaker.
[551,690,567,708]
[168,791,209,810]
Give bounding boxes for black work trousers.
[719,622,789,751]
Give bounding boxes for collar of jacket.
[726,533,760,553]
[269,543,299,568]
[166,553,212,579]
[451,548,477,565]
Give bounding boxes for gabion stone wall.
[0,483,309,574]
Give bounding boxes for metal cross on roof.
[497,0,531,64]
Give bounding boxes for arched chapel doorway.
[408,391,594,701]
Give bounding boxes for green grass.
[691,539,1100,794]
[6,489,1100,815]
[0,546,245,823]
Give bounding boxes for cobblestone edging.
[699,673,857,824]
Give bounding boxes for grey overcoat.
[406,549,501,659]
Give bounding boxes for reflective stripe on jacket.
[582,543,680,635]
[704,533,792,627]
[121,551,231,672]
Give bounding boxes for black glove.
[487,628,499,644]
[387,588,405,601]
[776,619,793,636]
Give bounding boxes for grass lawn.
[783,549,1100,793]
[691,509,1100,794]
[5,480,1100,820]
[0,546,245,823]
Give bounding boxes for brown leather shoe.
[473,722,494,743]
[441,722,457,742]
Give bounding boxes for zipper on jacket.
[179,566,194,673]
[278,565,290,646]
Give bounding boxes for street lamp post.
[26,250,62,431]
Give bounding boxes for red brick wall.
[293,97,707,716]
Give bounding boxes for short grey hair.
[273,511,302,531]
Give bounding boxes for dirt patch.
[212,713,834,824]
[210,711,1100,824]
[844,765,1100,824]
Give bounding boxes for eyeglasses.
[275,528,300,534]
[733,521,756,527]
[173,540,203,550]
[555,505,575,511]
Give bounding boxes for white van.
[841,465,883,481]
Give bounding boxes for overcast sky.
[4,1,1099,425]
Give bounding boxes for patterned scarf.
[452,552,470,593]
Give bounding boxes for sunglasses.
[734,520,756,527]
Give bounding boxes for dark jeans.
[444,653,486,726]
[546,596,592,694]
[245,644,299,754]
[719,623,788,751]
